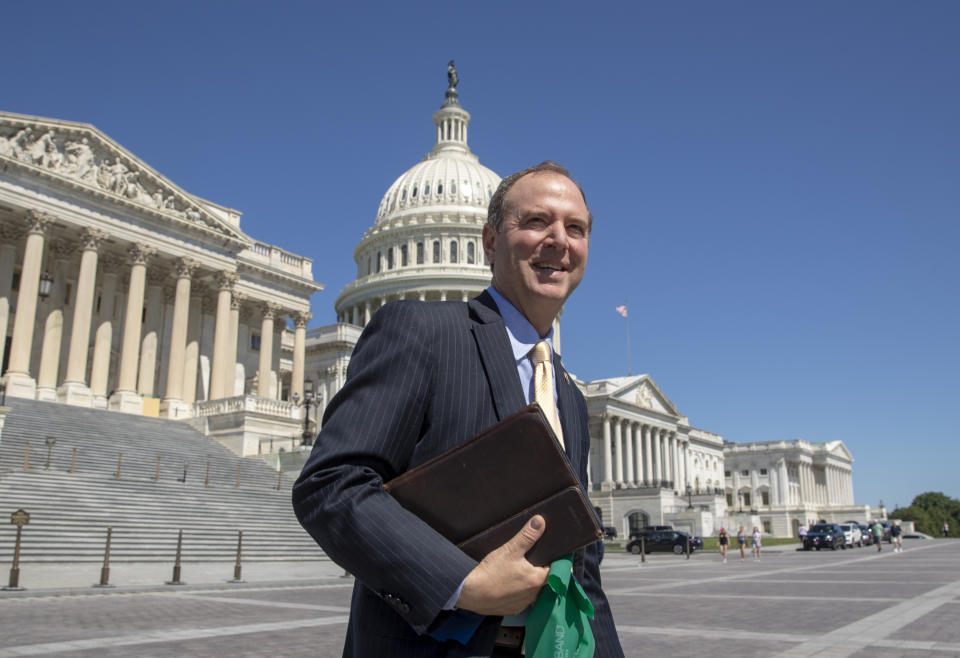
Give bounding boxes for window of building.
[761,491,770,506]
[367,256,372,275]
[387,248,394,270]
[741,470,749,477]
[467,242,475,264]
[760,468,768,476]
[726,493,733,506]
[376,251,382,273]
[423,183,430,196]
[450,241,458,264]
[250,332,261,351]
[762,520,772,534]
[411,185,417,198]
[401,189,406,201]
[433,240,441,263]
[11,268,21,292]
[724,470,731,477]
[437,183,443,195]
[743,492,752,507]
[450,180,456,194]
[400,244,408,267]
[416,242,424,264]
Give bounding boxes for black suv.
[626,530,703,555]
[803,523,846,551]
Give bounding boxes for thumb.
[504,514,546,556]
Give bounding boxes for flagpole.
[625,307,631,376]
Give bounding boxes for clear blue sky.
[3,1,957,512]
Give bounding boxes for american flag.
[615,304,628,318]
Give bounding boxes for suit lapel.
[470,293,526,422]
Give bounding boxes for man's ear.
[481,223,496,267]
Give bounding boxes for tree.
[891,492,958,537]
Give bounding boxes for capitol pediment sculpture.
[0,115,244,243]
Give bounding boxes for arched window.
[437,183,443,195]
[450,180,456,194]
[400,244,408,267]
[376,251,382,273]
[423,183,430,196]
[450,241,458,264]
[401,189,407,201]
[367,256,372,275]
[467,242,475,264]
[387,248,394,270]
[433,240,441,263]
[412,186,417,198]
[416,242,424,264]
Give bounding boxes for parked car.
[838,523,862,547]
[803,523,846,550]
[626,530,702,555]
[602,526,618,540]
[629,525,673,540]
[858,524,874,546]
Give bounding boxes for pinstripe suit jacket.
[292,291,623,658]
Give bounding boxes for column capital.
[24,209,55,235]
[231,291,247,312]
[293,311,312,329]
[78,228,108,252]
[213,270,238,291]
[127,244,155,266]
[261,302,280,320]
[173,257,199,280]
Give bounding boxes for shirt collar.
[485,286,554,362]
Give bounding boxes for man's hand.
[455,515,550,616]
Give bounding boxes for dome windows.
[450,241,458,264]
[416,242,424,264]
[412,185,418,198]
[387,248,394,270]
[400,244,408,267]
[423,183,430,196]
[467,242,475,264]
[433,240,441,263]
[437,183,443,195]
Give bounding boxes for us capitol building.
[0,66,874,538]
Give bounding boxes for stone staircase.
[0,398,324,563]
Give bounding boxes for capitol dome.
[335,70,501,325]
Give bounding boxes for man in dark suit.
[293,162,623,657]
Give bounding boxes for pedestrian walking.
[718,527,729,563]
[891,521,903,552]
[798,524,808,543]
[751,526,762,560]
[871,520,883,551]
[737,526,747,562]
[943,521,950,538]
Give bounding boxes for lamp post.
[44,436,56,471]
[686,484,693,510]
[293,392,317,446]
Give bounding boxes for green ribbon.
[525,553,595,658]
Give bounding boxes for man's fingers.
[504,514,545,557]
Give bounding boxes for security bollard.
[204,460,211,487]
[70,447,77,474]
[94,526,114,588]
[155,454,162,482]
[229,530,244,583]
[115,452,123,479]
[235,463,242,488]
[4,509,29,591]
[23,441,30,470]
[166,529,185,585]
[686,536,691,560]
[640,535,646,563]
[276,469,283,491]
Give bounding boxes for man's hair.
[486,161,593,233]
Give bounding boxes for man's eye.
[567,224,586,237]
[525,217,546,228]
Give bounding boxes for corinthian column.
[109,245,154,413]
[256,303,278,398]
[0,223,24,376]
[89,254,123,408]
[601,415,613,490]
[137,267,168,397]
[224,292,244,397]
[182,280,205,406]
[642,425,652,486]
[3,211,53,398]
[59,228,107,406]
[623,420,635,487]
[290,311,311,401]
[36,240,75,401]
[651,427,661,485]
[208,271,236,400]
[160,258,197,418]
[613,417,623,488]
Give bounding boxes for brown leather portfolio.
[383,404,602,566]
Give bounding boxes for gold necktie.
[531,340,564,450]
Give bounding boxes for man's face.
[482,171,590,335]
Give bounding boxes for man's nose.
[543,220,567,250]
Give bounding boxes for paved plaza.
[1,539,957,657]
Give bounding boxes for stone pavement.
[0,539,957,657]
